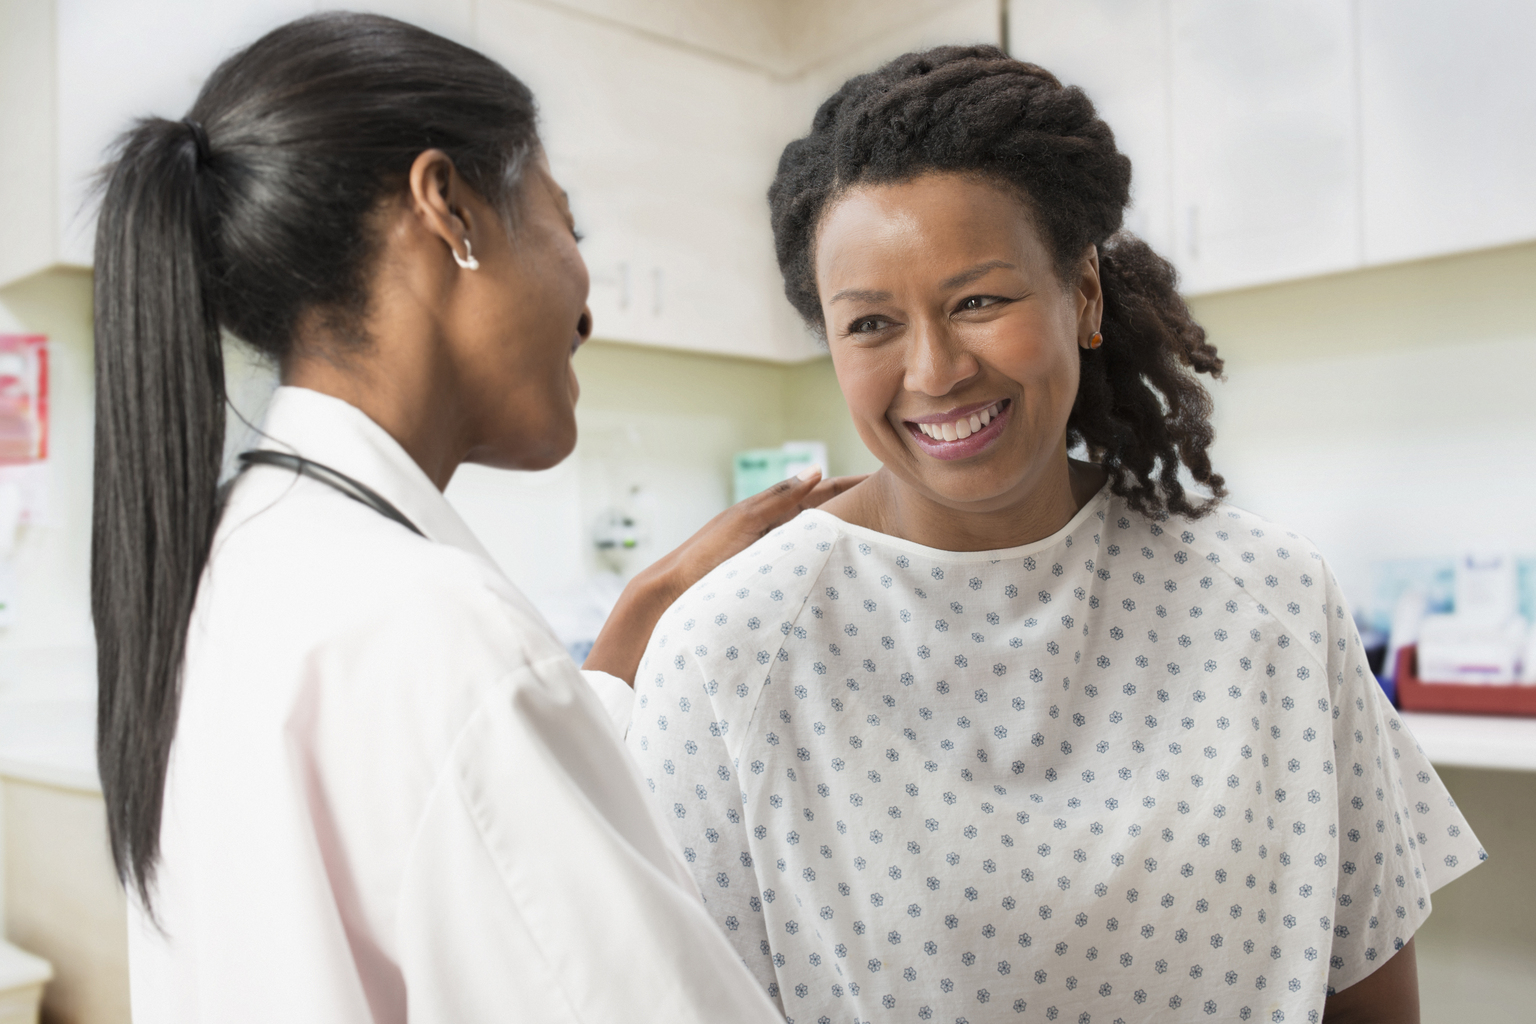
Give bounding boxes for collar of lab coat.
[250,385,497,567]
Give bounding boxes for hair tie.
[183,119,212,166]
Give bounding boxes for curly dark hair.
[768,45,1226,519]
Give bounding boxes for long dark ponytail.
[91,12,540,908]
[768,45,1227,519]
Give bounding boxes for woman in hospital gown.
[627,45,1482,1024]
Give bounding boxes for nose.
[576,305,593,342]
[903,316,979,398]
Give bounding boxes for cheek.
[831,347,901,426]
[989,323,1080,410]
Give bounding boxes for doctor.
[91,12,852,1021]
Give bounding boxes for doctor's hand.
[584,469,866,686]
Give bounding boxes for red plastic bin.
[1394,645,1536,717]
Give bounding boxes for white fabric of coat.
[128,386,773,1024]
[627,487,1484,1024]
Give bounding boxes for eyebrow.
[828,287,893,305]
[828,260,1019,305]
[940,259,1017,290]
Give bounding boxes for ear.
[407,148,476,268]
[1074,244,1104,349]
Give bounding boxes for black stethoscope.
[235,450,424,537]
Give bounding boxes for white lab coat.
[128,386,782,1024]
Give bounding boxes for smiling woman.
[627,45,1478,1024]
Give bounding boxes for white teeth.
[916,402,1003,442]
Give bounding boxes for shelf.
[1399,710,1536,773]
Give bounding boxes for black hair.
[91,11,539,908]
[768,45,1225,519]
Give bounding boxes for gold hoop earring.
[1088,331,1103,350]
[453,238,479,271]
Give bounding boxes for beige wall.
[1188,240,1536,620]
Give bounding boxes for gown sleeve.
[393,652,784,1024]
[1319,561,1486,993]
[626,622,785,1009]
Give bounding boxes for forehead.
[813,173,1049,286]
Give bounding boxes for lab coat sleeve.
[581,668,636,740]
[394,653,783,1024]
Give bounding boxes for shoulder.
[636,512,858,739]
[202,477,566,684]
[1105,493,1329,593]
[1106,494,1352,660]
[648,511,848,658]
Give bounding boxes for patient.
[628,46,1481,1024]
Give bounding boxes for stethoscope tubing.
[235,450,425,538]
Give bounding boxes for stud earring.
[453,239,479,271]
[1088,331,1104,350]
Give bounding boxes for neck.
[282,318,467,492]
[848,453,1105,552]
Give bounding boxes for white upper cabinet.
[1358,0,1536,266]
[3,0,464,286]
[1167,0,1362,295]
[1007,0,1177,261]
[476,0,813,362]
[7,0,1532,323]
[52,0,319,269]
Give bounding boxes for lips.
[904,399,1011,461]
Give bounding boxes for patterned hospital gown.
[627,486,1484,1024]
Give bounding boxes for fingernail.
[796,467,820,481]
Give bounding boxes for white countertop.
[1400,710,1536,773]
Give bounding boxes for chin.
[896,446,1048,511]
[470,421,577,473]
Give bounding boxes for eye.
[849,316,893,334]
[572,227,585,243]
[958,295,1003,312]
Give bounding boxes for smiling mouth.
[904,399,1011,461]
[912,400,1006,441]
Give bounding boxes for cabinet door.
[1007,0,1176,261]
[55,0,314,267]
[0,0,57,286]
[1358,0,1536,265]
[477,0,816,362]
[1168,0,1361,294]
